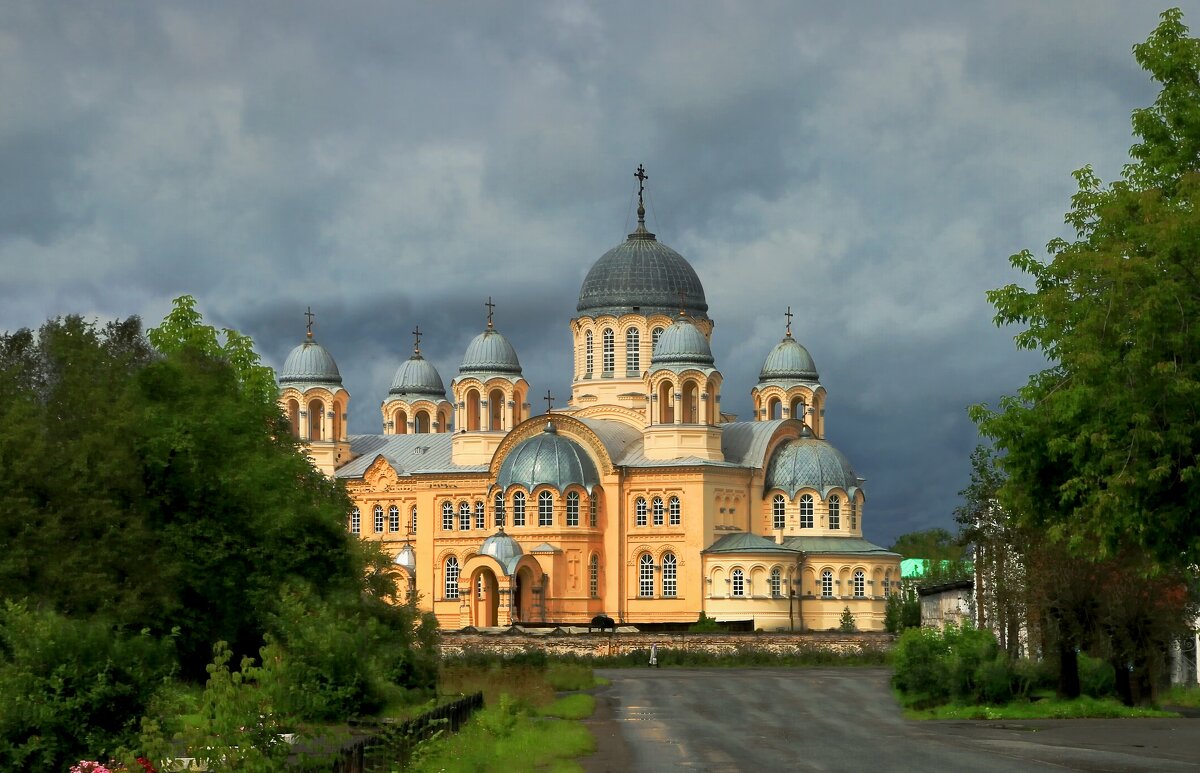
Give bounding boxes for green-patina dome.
[651,317,714,367]
[764,428,861,497]
[459,328,522,379]
[279,338,343,388]
[389,353,446,399]
[496,424,600,494]
[576,225,708,319]
[479,530,523,575]
[759,334,819,383]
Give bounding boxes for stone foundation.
[439,629,893,658]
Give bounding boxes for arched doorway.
[471,568,500,627]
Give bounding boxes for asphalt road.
[582,668,1200,772]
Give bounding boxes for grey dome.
[394,543,416,572]
[389,354,446,399]
[480,530,523,575]
[764,429,862,497]
[759,334,819,383]
[651,317,714,367]
[279,338,343,387]
[496,423,600,494]
[576,227,708,319]
[459,328,522,378]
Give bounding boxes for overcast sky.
[2,1,1191,547]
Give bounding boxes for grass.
[1160,684,1200,709]
[906,696,1180,720]
[537,693,596,720]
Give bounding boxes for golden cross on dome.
[544,389,555,413]
[485,297,496,329]
[785,306,793,336]
[304,306,314,338]
[412,325,422,354]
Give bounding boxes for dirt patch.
[579,681,633,773]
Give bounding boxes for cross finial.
[485,297,496,329]
[412,325,422,354]
[544,389,555,413]
[304,306,315,338]
[634,164,648,225]
[785,306,793,337]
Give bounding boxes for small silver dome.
[651,317,714,367]
[279,338,343,387]
[496,424,600,494]
[480,530,523,574]
[764,429,861,497]
[389,353,446,399]
[759,334,818,383]
[394,543,416,571]
[459,328,522,378]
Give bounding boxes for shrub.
[688,613,723,632]
[0,603,176,772]
[892,623,1012,708]
[839,607,857,633]
[1078,654,1116,699]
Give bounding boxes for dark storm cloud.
[1,1,1191,547]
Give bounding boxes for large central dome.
[576,224,708,319]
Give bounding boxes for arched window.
[584,330,594,376]
[662,553,677,597]
[389,505,400,532]
[821,569,833,598]
[770,567,782,597]
[799,494,814,529]
[589,554,600,598]
[635,497,647,527]
[853,569,865,598]
[442,501,454,530]
[602,328,615,373]
[828,495,841,530]
[791,397,807,423]
[652,326,664,351]
[444,556,460,600]
[459,501,471,530]
[732,568,745,597]
[769,397,782,420]
[475,501,485,530]
[639,554,655,597]
[350,507,361,534]
[415,410,430,434]
[589,496,598,527]
[410,505,418,534]
[668,496,681,526]
[465,389,480,432]
[681,380,698,423]
[513,491,526,526]
[374,505,385,533]
[566,492,580,526]
[538,490,553,526]
[287,398,300,437]
[850,499,858,530]
[308,399,324,440]
[652,497,664,526]
[393,408,408,434]
[626,327,640,373]
[494,493,505,528]
[772,494,786,530]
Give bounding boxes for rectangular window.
[459,503,471,531]
[513,494,526,527]
[567,493,580,527]
[475,501,485,530]
[442,503,454,531]
[538,493,553,527]
[635,498,647,527]
[411,506,418,534]
[494,496,506,528]
[669,497,680,526]
[850,500,858,530]
[829,496,841,530]
[652,498,664,526]
[602,329,615,373]
[589,556,599,598]
[374,506,384,534]
[350,508,361,534]
[389,506,400,533]
[800,495,814,529]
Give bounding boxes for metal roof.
[458,328,522,378]
[576,227,709,319]
[480,530,523,575]
[759,334,819,383]
[334,434,488,478]
[576,418,642,464]
[495,423,600,493]
[388,353,447,399]
[783,536,898,557]
[279,338,343,388]
[703,532,799,554]
[719,420,783,467]
[651,317,715,367]
[763,429,863,498]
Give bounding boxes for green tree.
[889,528,965,563]
[974,8,1200,566]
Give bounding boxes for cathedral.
[276,170,900,631]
